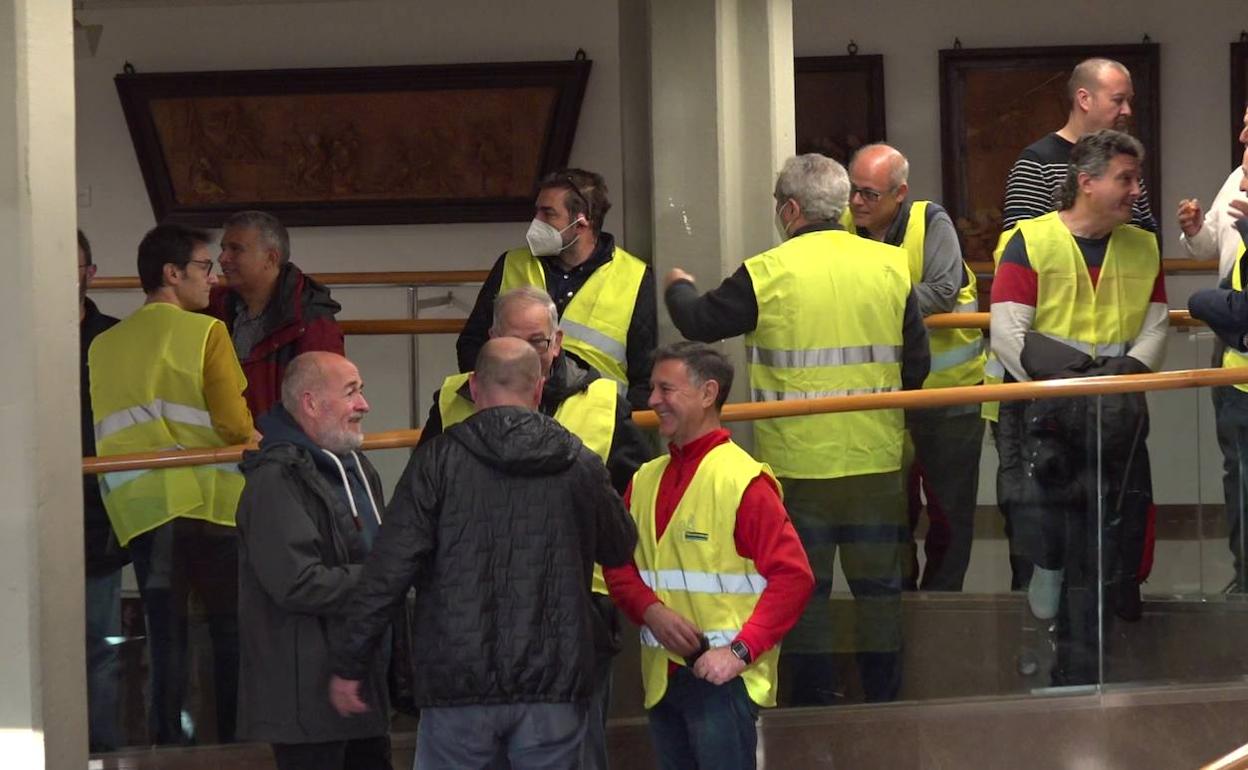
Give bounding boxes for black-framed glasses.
[849,184,892,203]
[186,259,215,275]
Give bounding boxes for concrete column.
[649,0,795,403]
[0,1,87,768]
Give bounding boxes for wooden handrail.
[90,259,1219,291]
[967,258,1219,275]
[340,310,1205,335]
[81,365,1248,475]
[91,270,491,291]
[1201,742,1248,770]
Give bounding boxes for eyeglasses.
[849,185,892,204]
[186,259,215,275]
[526,337,553,353]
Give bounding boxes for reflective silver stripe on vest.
[641,627,738,649]
[985,357,1005,379]
[1038,332,1128,358]
[747,344,901,369]
[560,319,627,365]
[930,339,985,373]
[954,299,979,313]
[639,569,768,595]
[750,385,898,402]
[100,460,242,496]
[95,398,215,442]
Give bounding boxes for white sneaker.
[1028,567,1064,620]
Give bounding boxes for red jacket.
[207,263,344,419]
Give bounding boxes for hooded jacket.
[235,405,389,744]
[333,406,639,707]
[207,262,344,419]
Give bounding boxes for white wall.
[74,0,626,487]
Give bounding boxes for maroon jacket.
[207,262,344,419]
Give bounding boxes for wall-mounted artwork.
[1232,38,1248,166]
[115,57,591,227]
[794,54,886,165]
[939,43,1160,262]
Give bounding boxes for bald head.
[848,143,910,238]
[470,337,544,409]
[1066,58,1133,133]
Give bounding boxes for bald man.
[1002,57,1157,231]
[330,339,638,770]
[845,143,986,591]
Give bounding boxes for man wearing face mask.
[663,153,930,705]
[456,169,657,410]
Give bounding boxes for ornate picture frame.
[794,54,886,165]
[115,57,592,227]
[939,43,1161,262]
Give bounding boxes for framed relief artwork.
[939,43,1160,262]
[794,54,886,165]
[115,56,592,227]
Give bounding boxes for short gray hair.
[774,154,850,222]
[1056,129,1145,211]
[281,352,326,414]
[491,286,558,336]
[223,210,290,263]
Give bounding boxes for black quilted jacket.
[332,406,638,706]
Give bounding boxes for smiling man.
[990,129,1166,685]
[236,352,390,770]
[89,224,254,744]
[604,342,812,770]
[1002,58,1156,232]
[209,210,344,419]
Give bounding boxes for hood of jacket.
[447,405,582,476]
[245,403,352,479]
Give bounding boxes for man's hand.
[1177,198,1203,237]
[642,603,703,658]
[664,268,696,292]
[692,647,747,685]
[329,675,369,717]
[1230,198,1248,221]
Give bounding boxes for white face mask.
[526,218,581,257]
[774,200,792,242]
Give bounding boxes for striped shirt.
[1002,133,1157,232]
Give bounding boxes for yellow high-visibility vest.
[437,370,618,592]
[500,246,647,385]
[89,302,245,545]
[1221,243,1248,392]
[630,440,780,708]
[985,212,1159,417]
[842,202,985,389]
[744,229,910,479]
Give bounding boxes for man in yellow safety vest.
[456,168,656,409]
[845,142,986,592]
[663,153,930,704]
[89,224,254,744]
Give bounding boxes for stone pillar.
[0,1,87,767]
[649,0,795,409]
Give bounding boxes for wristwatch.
[729,639,752,664]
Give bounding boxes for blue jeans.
[86,569,122,751]
[647,668,758,770]
[416,701,587,770]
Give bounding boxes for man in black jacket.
[236,351,391,770]
[79,229,126,752]
[330,338,638,770]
